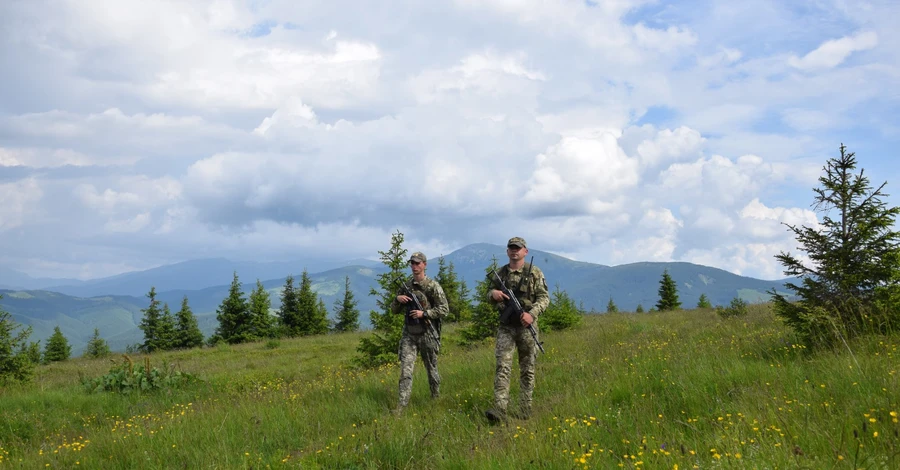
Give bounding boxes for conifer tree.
[771,144,900,347]
[0,295,36,384]
[277,275,301,337]
[606,296,619,313]
[697,293,712,309]
[83,328,111,358]
[436,256,472,322]
[248,280,274,339]
[19,341,41,365]
[157,303,177,351]
[459,256,501,345]
[333,275,360,333]
[357,230,409,367]
[42,326,71,363]
[138,287,165,353]
[313,298,331,334]
[655,269,682,311]
[296,270,322,335]
[214,271,252,344]
[174,296,204,349]
[542,284,583,331]
[635,303,645,313]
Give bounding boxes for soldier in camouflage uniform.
[391,251,448,414]
[484,237,549,423]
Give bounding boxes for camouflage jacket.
[487,263,550,318]
[390,276,449,321]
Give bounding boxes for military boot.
[485,408,506,424]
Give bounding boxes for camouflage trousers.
[493,323,539,413]
[398,331,440,407]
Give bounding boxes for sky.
[1,0,898,282]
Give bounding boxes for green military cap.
[408,252,427,263]
[507,237,527,248]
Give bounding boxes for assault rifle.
[397,279,441,342]
[489,258,546,354]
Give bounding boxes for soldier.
[484,237,549,423]
[391,251,448,414]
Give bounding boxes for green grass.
[1,304,898,468]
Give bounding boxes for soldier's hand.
[397,295,412,304]
[491,289,510,302]
[410,309,424,319]
[521,312,534,326]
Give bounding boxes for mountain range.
[0,243,792,354]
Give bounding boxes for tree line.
[3,144,898,383]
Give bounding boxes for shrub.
[717,297,749,318]
[541,285,582,331]
[81,355,198,394]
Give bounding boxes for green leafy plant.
[81,355,198,394]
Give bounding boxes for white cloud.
[1,0,897,282]
[788,31,878,70]
[698,47,742,68]
[524,133,640,212]
[0,178,43,230]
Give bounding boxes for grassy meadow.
[1,304,898,469]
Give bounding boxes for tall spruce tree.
[248,280,274,339]
[214,271,252,344]
[83,328,111,359]
[314,299,331,334]
[138,287,165,353]
[0,295,36,384]
[771,144,900,347]
[356,230,409,367]
[333,275,360,333]
[277,275,302,336]
[296,270,325,335]
[655,269,682,311]
[174,296,204,349]
[157,303,177,351]
[436,256,472,322]
[42,326,71,363]
[459,256,501,345]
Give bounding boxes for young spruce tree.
[42,326,71,363]
[356,230,408,367]
[333,275,360,333]
[248,280,274,339]
[655,269,682,311]
[277,274,302,337]
[296,270,328,335]
[83,328,111,359]
[771,144,900,347]
[138,287,164,353]
[606,296,619,313]
[436,255,472,322]
[458,256,501,345]
[157,303,177,351]
[174,296,204,349]
[697,293,712,309]
[214,271,252,344]
[0,295,36,384]
[542,284,583,331]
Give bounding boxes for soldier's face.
[409,260,425,275]
[507,245,527,261]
